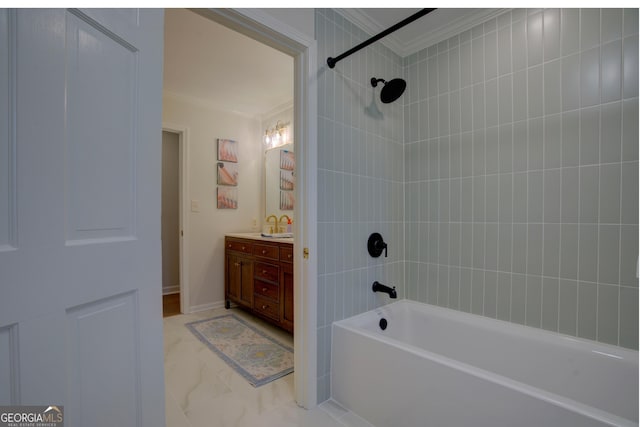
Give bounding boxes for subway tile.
[499,173,513,223]
[473,224,485,269]
[472,22,485,39]
[428,97,439,138]
[419,100,429,141]
[484,271,498,318]
[544,114,562,170]
[527,224,543,275]
[560,224,579,280]
[620,225,639,287]
[438,265,450,307]
[561,167,580,223]
[439,95,450,138]
[486,127,499,175]
[499,124,513,173]
[427,56,438,98]
[528,117,544,170]
[562,54,581,112]
[621,162,639,225]
[513,172,528,223]
[472,36,485,84]
[449,46,460,92]
[544,60,562,116]
[513,121,528,172]
[578,224,599,283]
[460,86,473,132]
[485,224,499,271]
[600,102,622,164]
[471,269,485,315]
[512,8,527,23]
[623,36,639,98]
[439,222,450,265]
[580,165,600,223]
[459,268,472,312]
[511,273,527,324]
[577,281,598,341]
[486,80,499,128]
[473,83,485,131]
[485,31,498,81]
[460,41,472,88]
[602,9,623,43]
[461,178,473,223]
[528,170,544,222]
[498,75,513,126]
[526,275,542,328]
[449,266,461,309]
[438,52,449,95]
[581,9,601,51]
[450,221,461,265]
[513,70,528,122]
[622,99,639,161]
[562,111,581,167]
[527,12,543,66]
[601,40,623,103]
[450,134,461,178]
[598,224,621,285]
[450,91,461,136]
[512,19,527,71]
[598,284,619,345]
[619,286,639,349]
[559,280,578,336]
[429,139,439,180]
[580,107,600,165]
[486,174,499,222]
[473,129,485,176]
[473,175,485,222]
[428,263,438,302]
[439,179,450,220]
[418,59,428,100]
[528,65,544,118]
[543,224,561,277]
[461,223,473,268]
[544,169,561,223]
[498,224,513,272]
[581,47,601,107]
[498,26,512,76]
[497,272,511,321]
[599,163,621,224]
[562,9,580,56]
[542,277,559,332]
[543,9,561,61]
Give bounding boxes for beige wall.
[163,94,263,311]
[161,130,180,294]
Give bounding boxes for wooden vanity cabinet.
[225,236,293,333]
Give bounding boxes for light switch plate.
[191,200,200,213]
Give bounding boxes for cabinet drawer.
[226,239,252,254]
[254,280,279,301]
[254,295,279,321]
[255,262,279,283]
[280,246,293,263]
[254,243,279,260]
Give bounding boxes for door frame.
[190,8,318,408]
[161,124,190,315]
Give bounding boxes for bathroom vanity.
[224,233,293,333]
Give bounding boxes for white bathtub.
[331,300,638,427]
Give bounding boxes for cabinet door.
[281,261,294,332]
[226,253,253,308]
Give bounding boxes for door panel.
[0,9,165,427]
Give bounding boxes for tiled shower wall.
[316,9,405,401]
[404,9,639,349]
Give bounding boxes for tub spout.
[372,281,397,298]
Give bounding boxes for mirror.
[265,143,294,224]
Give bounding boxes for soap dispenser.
[286,218,292,233]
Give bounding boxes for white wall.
[163,93,263,310]
[259,9,315,41]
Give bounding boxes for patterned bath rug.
[186,314,293,387]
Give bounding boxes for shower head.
[371,77,406,104]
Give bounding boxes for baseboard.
[187,300,226,314]
[162,285,180,295]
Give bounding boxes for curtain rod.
[326,8,436,69]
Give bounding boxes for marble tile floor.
[164,307,371,427]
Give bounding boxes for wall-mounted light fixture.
[263,120,290,149]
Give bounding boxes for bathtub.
[331,300,638,427]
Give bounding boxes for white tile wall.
[404,8,639,352]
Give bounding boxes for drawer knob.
[262,270,267,274]
[262,250,267,254]
[288,254,292,259]
[262,305,268,310]
[262,287,267,292]
[242,246,246,250]
[234,262,240,267]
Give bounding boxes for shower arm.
[326,8,436,69]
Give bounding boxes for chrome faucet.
[266,215,278,233]
[372,281,397,299]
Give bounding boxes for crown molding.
[336,8,509,59]
[260,99,294,123]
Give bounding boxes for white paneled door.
[0,9,165,426]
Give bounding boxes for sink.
[261,232,293,239]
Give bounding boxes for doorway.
[162,130,181,317]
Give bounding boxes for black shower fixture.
[371,77,407,104]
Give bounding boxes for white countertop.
[226,232,294,244]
